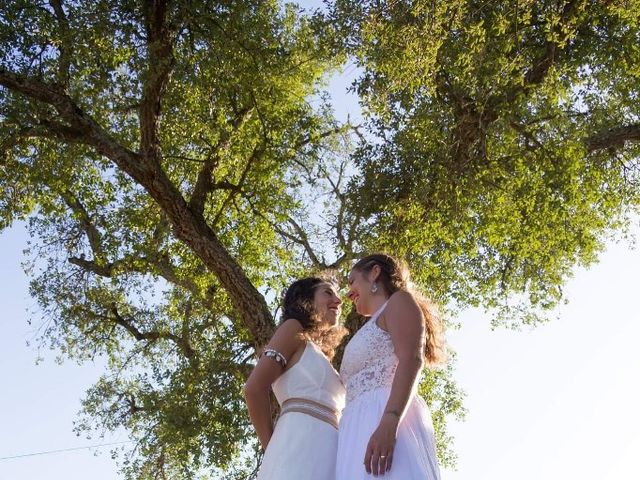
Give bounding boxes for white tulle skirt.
[336,387,441,480]
[257,411,339,480]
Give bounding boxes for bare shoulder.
[387,290,420,310]
[266,318,305,353]
[277,318,305,335]
[385,290,423,324]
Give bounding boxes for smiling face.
[312,282,343,326]
[346,265,381,316]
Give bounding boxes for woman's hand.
[364,412,399,476]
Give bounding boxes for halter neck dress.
[336,301,441,479]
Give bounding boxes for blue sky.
[445,233,640,479]
[1,223,122,480]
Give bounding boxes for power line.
[0,441,132,461]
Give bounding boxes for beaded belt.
[279,397,340,430]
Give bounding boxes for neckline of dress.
[281,341,337,376]
[369,299,390,323]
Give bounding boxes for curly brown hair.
[281,277,348,360]
[352,253,446,365]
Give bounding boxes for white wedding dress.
[257,341,345,480]
[336,302,441,479]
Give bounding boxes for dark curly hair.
[281,277,348,360]
[352,253,446,365]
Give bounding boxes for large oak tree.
[1,0,638,478]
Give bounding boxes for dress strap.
[279,397,340,430]
[370,300,390,322]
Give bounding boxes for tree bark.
[586,123,640,153]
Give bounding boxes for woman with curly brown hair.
[337,253,445,479]
[244,277,347,480]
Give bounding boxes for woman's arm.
[382,290,426,419]
[364,290,425,475]
[243,319,304,450]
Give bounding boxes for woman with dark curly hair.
[244,277,347,480]
[337,253,445,479]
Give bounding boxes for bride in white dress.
[244,277,347,480]
[337,253,445,479]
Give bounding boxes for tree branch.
[69,253,203,305]
[0,68,142,173]
[139,0,176,160]
[212,143,264,226]
[59,190,104,257]
[110,304,196,361]
[49,0,72,89]
[68,256,113,276]
[509,120,544,150]
[37,118,86,142]
[189,106,254,215]
[237,191,329,270]
[189,156,216,215]
[286,217,325,267]
[319,161,349,249]
[586,123,640,153]
[503,0,586,105]
[292,123,354,150]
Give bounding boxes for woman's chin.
[354,303,367,316]
[322,314,338,326]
